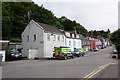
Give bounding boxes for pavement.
[1,46,118,79]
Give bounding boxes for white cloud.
[32,0,119,32]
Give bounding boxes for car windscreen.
[10,51,19,54]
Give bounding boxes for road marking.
[83,70,97,79]
[81,62,117,80]
[81,65,105,80]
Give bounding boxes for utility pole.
[107,29,110,46]
[28,10,32,23]
[73,27,77,34]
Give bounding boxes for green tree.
[2,2,88,41]
[110,29,120,58]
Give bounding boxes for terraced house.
[60,30,82,52]
[80,35,91,52]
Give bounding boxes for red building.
[87,37,96,51]
[90,41,96,51]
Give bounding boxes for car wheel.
[79,54,81,57]
[77,54,80,57]
[82,54,84,57]
[71,55,74,59]
[56,58,59,60]
[64,55,67,60]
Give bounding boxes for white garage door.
[28,49,38,59]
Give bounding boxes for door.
[28,49,38,59]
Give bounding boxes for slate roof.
[37,22,63,35]
[79,34,89,40]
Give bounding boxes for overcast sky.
[32,0,119,33]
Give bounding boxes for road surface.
[2,46,118,79]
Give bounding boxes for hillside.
[2,2,108,41]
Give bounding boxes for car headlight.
[114,50,117,52]
[19,53,22,55]
[11,54,14,55]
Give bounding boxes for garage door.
[28,49,38,59]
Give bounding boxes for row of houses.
[22,20,110,59]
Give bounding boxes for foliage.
[110,29,120,58]
[9,38,21,42]
[2,2,107,41]
[58,16,88,34]
[88,30,109,38]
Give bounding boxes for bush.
[9,38,21,42]
[110,29,120,58]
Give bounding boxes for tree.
[88,30,108,38]
[110,29,120,58]
[2,2,64,40]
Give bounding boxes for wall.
[22,20,44,58]
[1,42,9,50]
[90,41,95,51]
[44,33,65,58]
[0,50,5,61]
[96,41,102,49]
[74,39,82,49]
[65,38,74,52]
[9,44,21,49]
[82,40,90,52]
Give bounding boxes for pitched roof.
[79,34,88,40]
[37,22,63,35]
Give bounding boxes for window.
[74,41,76,46]
[62,36,64,42]
[58,36,60,41]
[34,35,36,42]
[83,42,85,45]
[69,41,71,46]
[47,34,50,41]
[27,36,29,42]
[53,35,56,41]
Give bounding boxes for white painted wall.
[65,38,82,52]
[74,39,82,49]
[65,38,74,52]
[22,20,65,58]
[44,33,65,58]
[22,20,44,58]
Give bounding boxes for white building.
[61,31,82,52]
[22,20,65,59]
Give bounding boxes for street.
[2,46,118,79]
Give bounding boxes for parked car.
[73,48,85,57]
[112,48,118,58]
[113,48,117,54]
[94,48,99,51]
[53,47,74,60]
[6,50,22,60]
[101,46,104,49]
